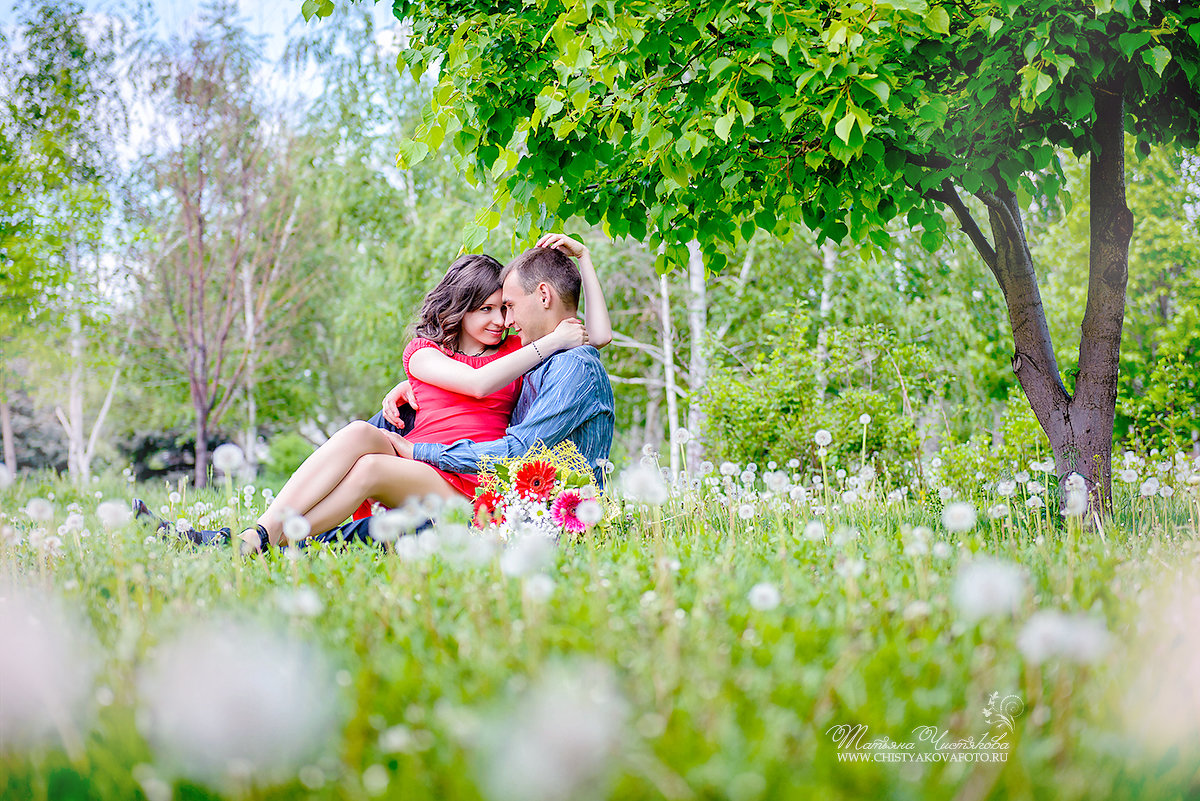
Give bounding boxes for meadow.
[2,445,1199,801]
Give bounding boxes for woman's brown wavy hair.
[414,254,505,349]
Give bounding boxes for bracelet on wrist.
[532,341,544,360]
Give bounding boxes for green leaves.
[925,6,951,35]
[300,0,334,22]
[1143,46,1172,76]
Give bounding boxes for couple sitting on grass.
[162,234,616,551]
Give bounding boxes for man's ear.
[537,281,555,308]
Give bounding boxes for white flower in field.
[903,601,931,621]
[24,498,54,522]
[996,479,1017,497]
[1026,495,1045,509]
[38,535,63,559]
[814,429,832,448]
[1160,485,1175,498]
[942,502,977,533]
[987,504,1011,520]
[937,486,954,502]
[1139,477,1161,497]
[763,471,790,493]
[904,540,928,557]
[523,574,556,604]
[748,582,781,611]
[932,541,952,559]
[718,461,738,477]
[61,512,85,533]
[803,521,825,542]
[671,428,691,445]
[832,526,859,547]
[393,530,439,562]
[930,457,942,469]
[575,499,603,526]
[1062,489,1088,517]
[138,621,339,788]
[619,463,669,506]
[739,470,755,486]
[1064,473,1086,492]
[211,443,246,474]
[478,660,628,801]
[96,501,132,530]
[1,525,20,547]
[1026,481,1045,496]
[789,486,808,503]
[168,491,182,504]
[836,558,865,579]
[737,504,756,520]
[1017,610,1111,665]
[175,518,192,533]
[499,532,556,578]
[0,586,98,749]
[640,443,655,458]
[953,558,1025,621]
[370,508,423,544]
[697,460,714,475]
[1014,470,1031,484]
[859,414,872,426]
[858,465,876,483]
[283,514,311,542]
[787,459,800,469]
[0,462,11,489]
[275,587,324,617]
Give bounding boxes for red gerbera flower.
[513,460,557,501]
[473,489,505,528]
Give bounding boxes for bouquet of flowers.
[473,441,607,541]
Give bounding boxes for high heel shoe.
[236,524,271,556]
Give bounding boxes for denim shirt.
[412,346,615,487]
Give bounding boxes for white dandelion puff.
[748,583,781,611]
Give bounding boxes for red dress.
[352,336,522,518]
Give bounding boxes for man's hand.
[381,380,419,427]
[536,233,587,260]
[380,430,414,459]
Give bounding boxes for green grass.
[1,462,1199,801]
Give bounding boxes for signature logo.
[981,692,1024,734]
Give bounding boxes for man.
[388,236,615,486]
[304,235,614,546]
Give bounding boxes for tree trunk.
[816,240,837,398]
[659,274,680,479]
[242,258,258,475]
[685,240,706,470]
[1072,79,1132,510]
[968,81,1130,514]
[0,396,15,473]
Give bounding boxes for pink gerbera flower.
[550,490,587,534]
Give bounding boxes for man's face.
[502,269,551,344]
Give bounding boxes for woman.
[237,234,610,552]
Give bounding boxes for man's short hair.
[501,247,581,310]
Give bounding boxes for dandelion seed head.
[138,621,340,787]
[748,582,781,611]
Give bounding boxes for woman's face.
[458,290,506,349]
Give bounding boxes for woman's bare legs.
[255,421,397,542]
[287,454,459,542]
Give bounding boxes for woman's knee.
[336,420,385,449]
[346,453,391,495]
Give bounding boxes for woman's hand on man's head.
[536,233,587,260]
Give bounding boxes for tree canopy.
[304,0,1200,269]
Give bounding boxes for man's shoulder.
[546,346,608,377]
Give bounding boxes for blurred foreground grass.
[1,463,1199,801]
